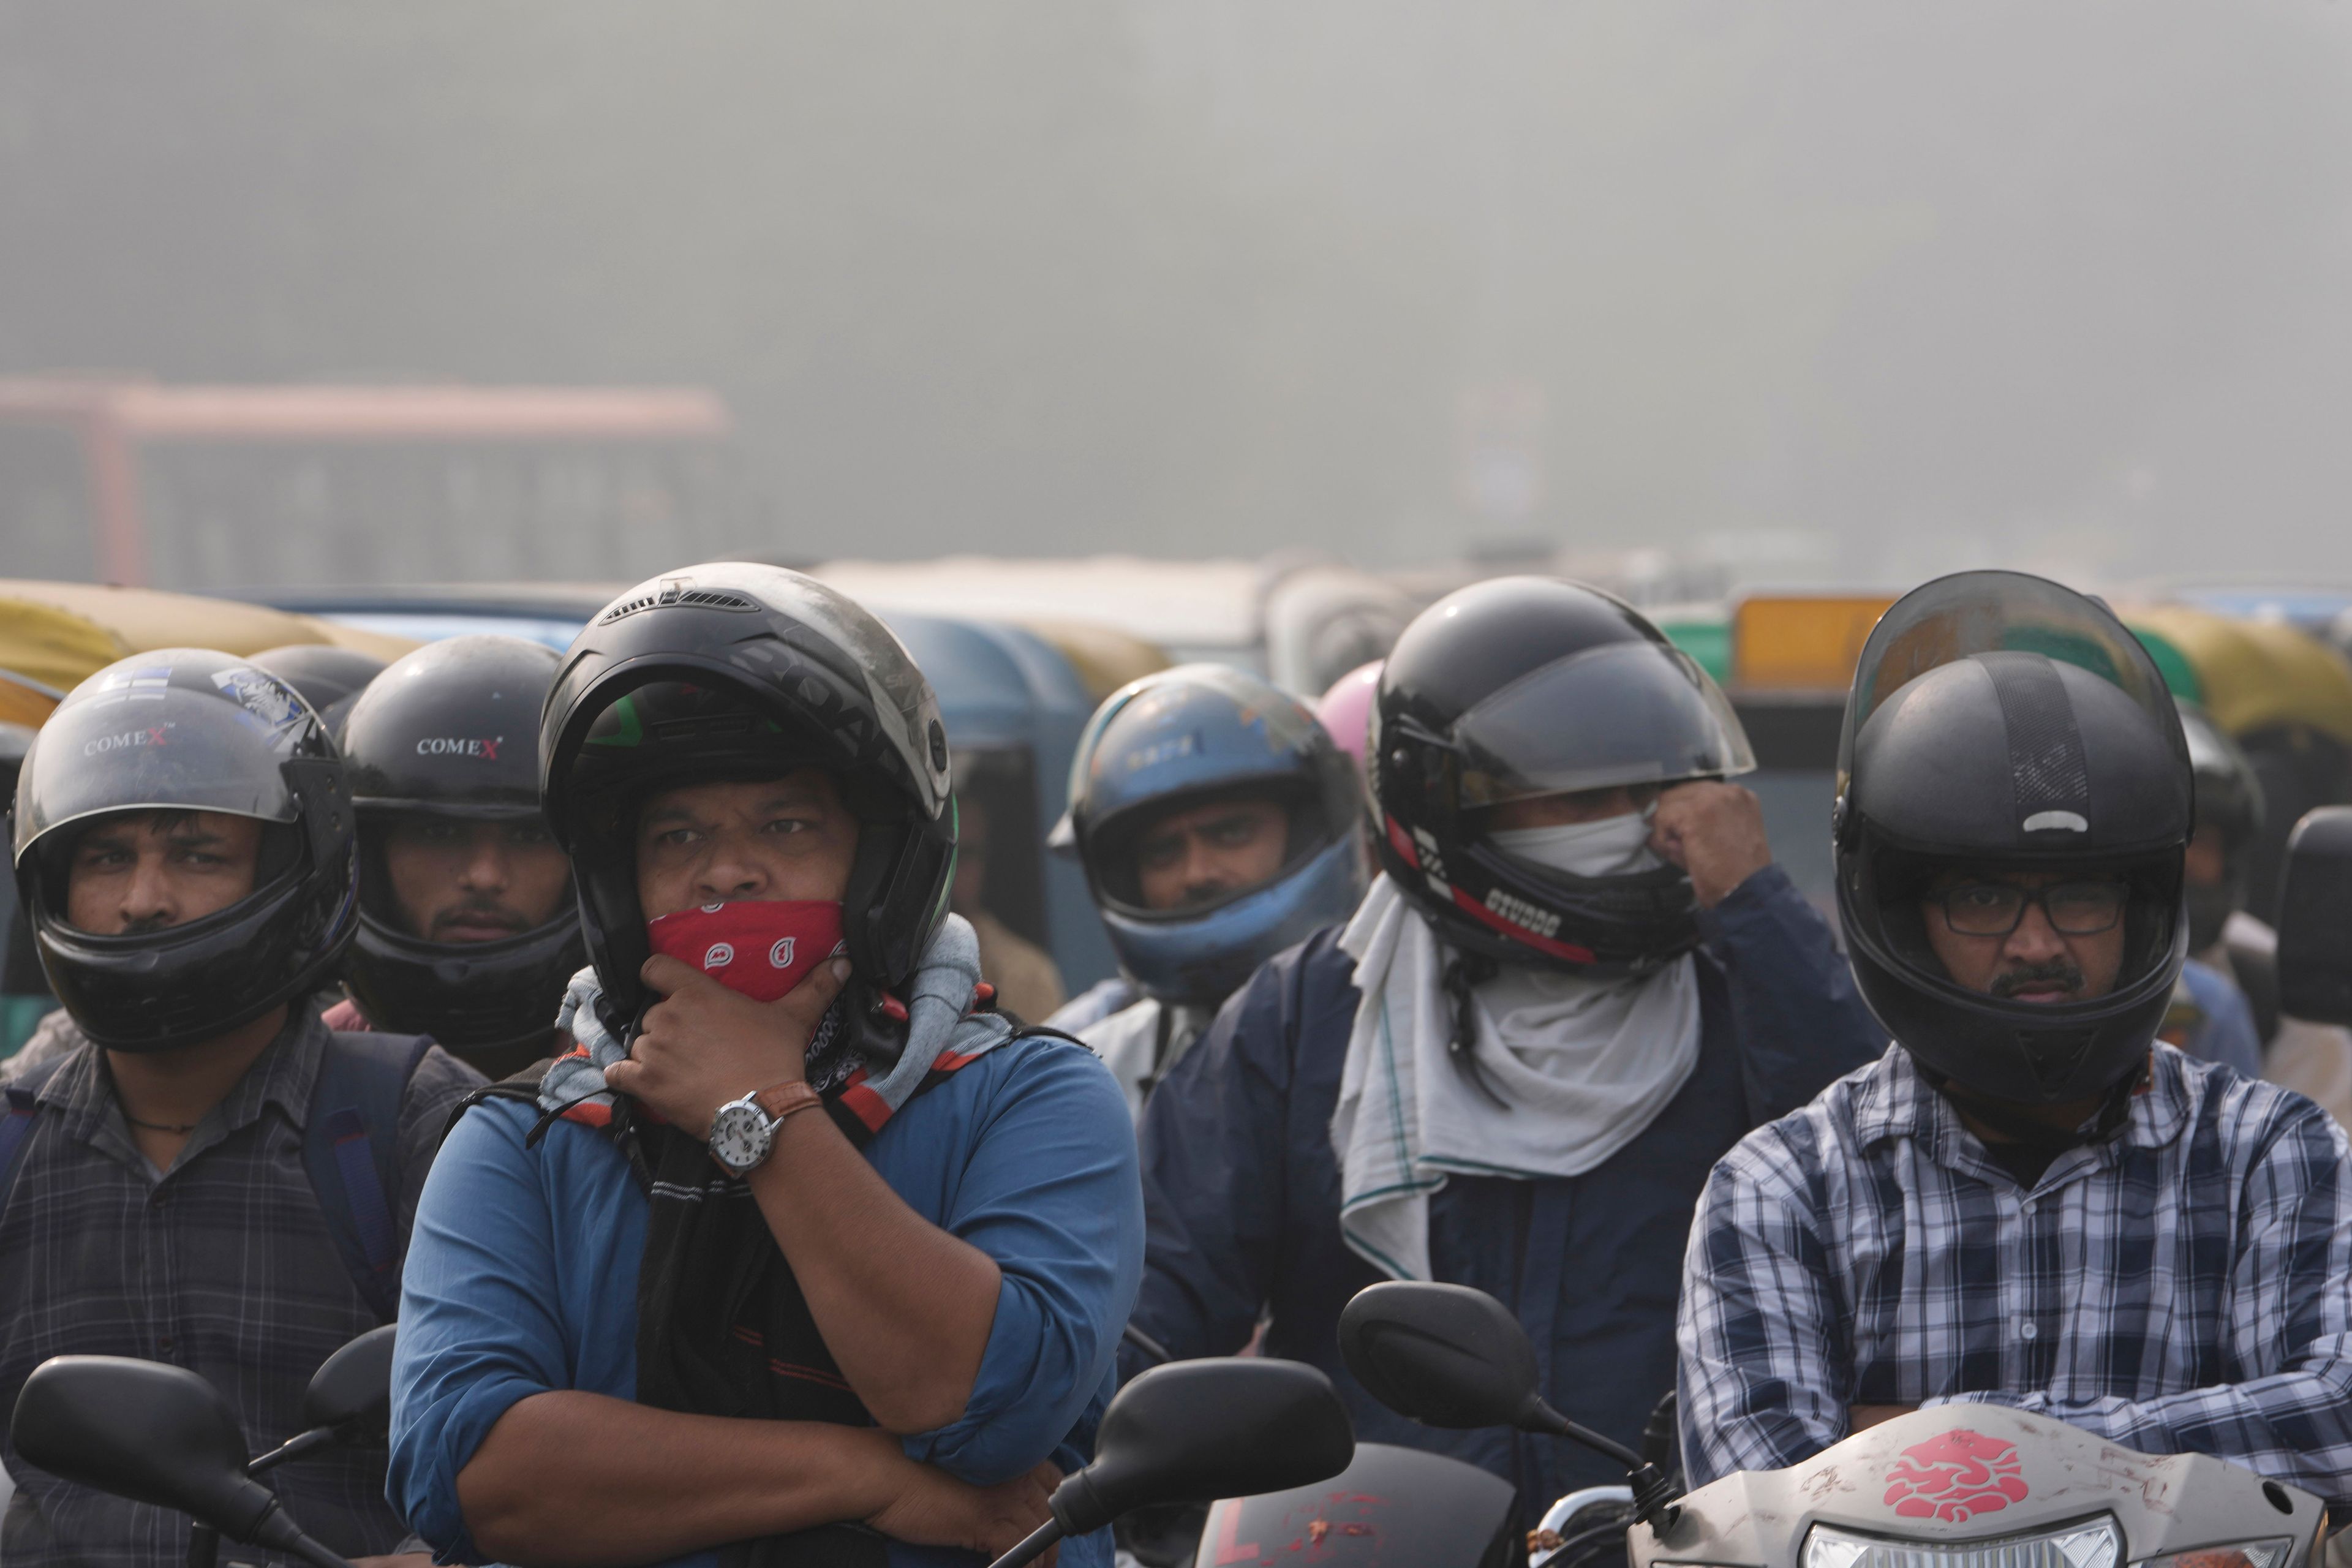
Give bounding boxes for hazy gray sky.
[3,1,2348,586]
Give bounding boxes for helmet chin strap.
[1925,1053,2148,1152]
[1439,947,1509,1109]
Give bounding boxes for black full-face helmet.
[541,564,956,1029]
[2177,701,2264,954]
[337,635,582,1070]
[1368,576,1755,976]
[11,649,358,1052]
[1835,571,2192,1105]
[249,644,387,736]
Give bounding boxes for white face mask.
[1486,809,1662,879]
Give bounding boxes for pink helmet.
[1314,660,1382,770]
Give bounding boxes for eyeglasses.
[1932,879,2127,937]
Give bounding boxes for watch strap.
[752,1080,824,1124]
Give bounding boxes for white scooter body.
[1635,1409,2324,1568]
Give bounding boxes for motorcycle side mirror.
[1338,1280,1544,1431]
[985,1358,1355,1568]
[247,1324,401,1477]
[2278,806,2352,1027]
[1338,1282,1682,1531]
[9,1356,347,1568]
[303,1324,397,1436]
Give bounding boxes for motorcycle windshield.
[15,654,316,864]
[1838,570,2186,790]
[1453,639,1754,807]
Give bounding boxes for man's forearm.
[457,1390,911,1566]
[1938,1370,2352,1507]
[749,1107,1002,1434]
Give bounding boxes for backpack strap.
[0,1054,72,1219]
[306,1030,436,1323]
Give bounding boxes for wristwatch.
[707,1080,823,1175]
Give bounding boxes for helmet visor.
[14,663,311,865]
[1090,777,1335,918]
[1452,641,1754,808]
[1841,570,2187,785]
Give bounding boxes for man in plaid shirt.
[1678,572,2352,1508]
[0,651,480,1568]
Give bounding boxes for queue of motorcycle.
[18,1275,2337,1568]
[6,1336,1358,1568]
[11,812,2352,1568]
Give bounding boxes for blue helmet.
[1057,665,1366,1006]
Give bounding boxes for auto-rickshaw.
[2125,602,2352,920]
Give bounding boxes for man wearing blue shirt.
[390,565,1144,1568]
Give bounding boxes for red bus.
[0,377,744,590]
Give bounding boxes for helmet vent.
[597,588,756,624]
[596,594,658,624]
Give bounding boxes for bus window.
[136,440,744,590]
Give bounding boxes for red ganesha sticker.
[1882,1430,2031,1523]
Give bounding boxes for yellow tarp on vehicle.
[1014,618,1170,703]
[0,581,416,711]
[0,596,129,702]
[2127,603,2352,745]
[0,671,65,728]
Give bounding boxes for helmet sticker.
[211,666,304,734]
[88,666,173,705]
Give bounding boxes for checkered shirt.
[1678,1042,2352,1507]
[0,1009,481,1568]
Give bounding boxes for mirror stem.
[982,1517,1065,1568]
[1523,1400,1681,1530]
[1522,1399,1642,1469]
[246,1427,335,1476]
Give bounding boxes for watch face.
[709,1099,773,1174]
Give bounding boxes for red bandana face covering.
[644,900,847,1002]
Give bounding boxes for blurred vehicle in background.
[812,552,1415,697]
[1632,592,1896,927]
[2162,579,2352,638]
[0,581,419,1057]
[0,378,744,592]
[260,582,623,652]
[2126,602,2352,921]
[1625,588,2352,941]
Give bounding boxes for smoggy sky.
[4,1,2348,588]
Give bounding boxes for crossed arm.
[1676,1102,2352,1509]
[398,959,1140,1566]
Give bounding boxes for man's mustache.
[430,900,532,938]
[1992,959,2086,998]
[1176,877,1242,910]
